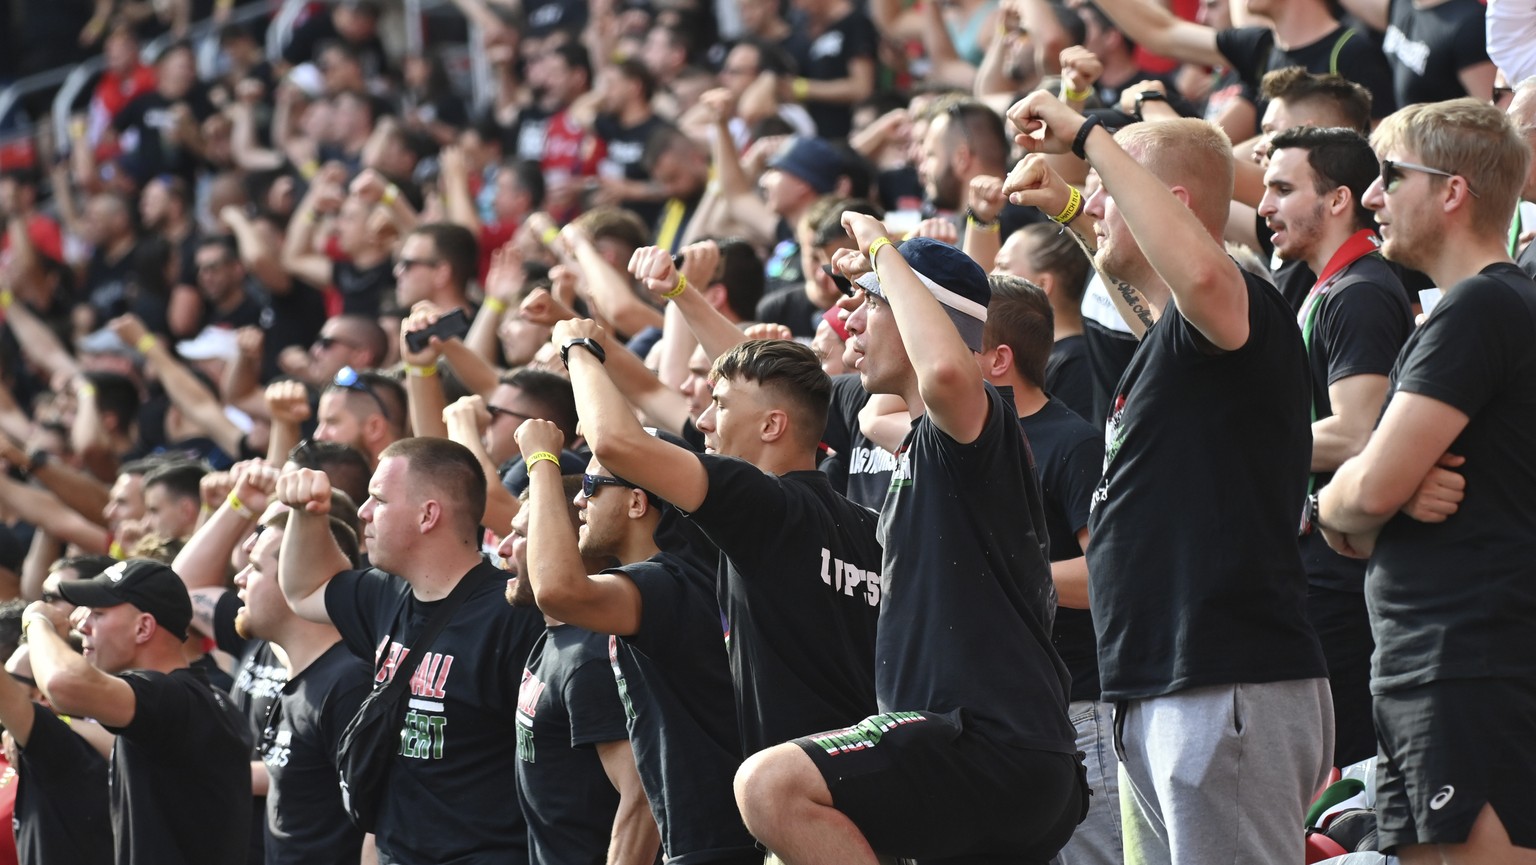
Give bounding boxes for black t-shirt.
[594,113,669,227]
[1087,271,1328,700]
[259,642,370,865]
[516,625,630,865]
[216,591,289,755]
[1382,0,1488,108]
[878,384,1075,751]
[259,279,328,380]
[82,242,146,327]
[1215,24,1396,126]
[332,260,394,317]
[689,454,882,752]
[607,553,756,863]
[821,373,897,510]
[15,706,113,865]
[781,10,879,139]
[1301,254,1412,593]
[1367,263,1536,692]
[112,89,218,183]
[755,285,820,338]
[1046,335,1095,424]
[326,563,545,865]
[1520,237,1536,281]
[523,0,587,36]
[282,15,390,78]
[1018,397,1104,703]
[1079,314,1138,427]
[106,666,253,865]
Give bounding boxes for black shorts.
[1374,678,1536,851]
[794,709,1086,864]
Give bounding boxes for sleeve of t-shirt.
[844,13,880,60]
[1055,433,1104,536]
[563,659,630,748]
[1392,275,1528,417]
[109,670,195,742]
[318,659,374,765]
[1214,26,1274,89]
[617,559,720,661]
[212,590,248,657]
[820,376,866,454]
[1334,31,1398,116]
[325,568,395,662]
[1451,10,1491,71]
[688,454,791,557]
[19,703,105,770]
[914,384,1019,477]
[1318,280,1410,384]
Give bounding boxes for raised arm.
[283,181,342,289]
[1089,0,1226,69]
[515,420,643,635]
[629,244,744,362]
[400,306,451,441]
[173,461,276,590]
[0,476,110,554]
[555,319,711,513]
[563,226,665,338]
[23,604,136,727]
[112,316,247,458]
[275,468,351,624]
[442,396,519,533]
[223,206,293,295]
[1010,92,1247,349]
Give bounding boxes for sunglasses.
[40,590,62,603]
[821,264,856,298]
[581,473,634,498]
[332,366,391,418]
[315,335,356,351]
[1379,159,1479,198]
[486,405,533,425]
[1493,85,1516,108]
[393,257,440,275]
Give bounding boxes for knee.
[735,744,816,834]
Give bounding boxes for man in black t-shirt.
[780,0,878,140]
[24,559,251,865]
[236,508,370,864]
[0,644,112,865]
[553,310,882,756]
[1260,127,1412,768]
[515,421,758,865]
[737,231,1083,862]
[1006,96,1331,865]
[277,438,543,865]
[1318,99,1536,862]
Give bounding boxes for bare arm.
[1052,528,1091,609]
[605,323,692,435]
[120,320,246,457]
[1089,0,1226,68]
[25,611,137,727]
[596,739,661,865]
[517,422,643,635]
[1,289,79,383]
[629,246,745,362]
[1312,374,1390,472]
[400,307,451,440]
[566,230,665,337]
[0,476,110,554]
[0,669,38,746]
[20,531,63,602]
[223,206,293,295]
[439,340,503,398]
[282,192,337,289]
[27,459,110,528]
[1319,392,1468,535]
[275,469,351,625]
[442,396,519,532]
[438,145,482,235]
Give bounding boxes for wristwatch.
[560,337,607,368]
[1299,492,1320,536]
[25,449,49,475]
[1134,90,1168,121]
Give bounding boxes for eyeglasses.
[289,437,320,467]
[486,405,533,425]
[315,335,358,351]
[1493,85,1516,108]
[581,473,634,498]
[40,590,62,603]
[393,257,440,276]
[332,366,391,419]
[1379,159,1479,198]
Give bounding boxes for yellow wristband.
[867,236,894,270]
[1063,86,1092,102]
[0,289,12,310]
[301,209,318,225]
[483,296,508,315]
[382,184,400,206]
[662,274,688,300]
[967,214,1001,233]
[1051,186,1084,225]
[540,227,560,246]
[78,382,98,398]
[404,362,439,377]
[227,491,253,517]
[300,160,320,180]
[136,334,158,354]
[525,451,561,472]
[791,77,811,102]
[23,614,52,642]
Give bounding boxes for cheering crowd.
[0,0,1533,862]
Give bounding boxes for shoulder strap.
[1329,28,1356,75]
[373,566,482,702]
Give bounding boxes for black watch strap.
[1072,115,1104,161]
[1134,90,1167,120]
[560,337,607,368]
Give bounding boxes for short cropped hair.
[1268,126,1379,231]
[1016,223,1089,306]
[408,223,479,289]
[378,437,487,545]
[983,275,1054,390]
[499,368,579,447]
[1260,67,1372,135]
[142,461,207,503]
[262,510,362,567]
[1371,98,1532,237]
[710,339,831,448]
[1114,119,1234,233]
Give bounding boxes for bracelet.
[482,297,508,315]
[0,289,12,310]
[525,451,561,472]
[1063,86,1093,102]
[791,77,811,102]
[662,274,688,300]
[300,209,318,225]
[540,227,560,246]
[136,334,158,354]
[404,362,439,378]
[22,613,53,642]
[299,159,319,180]
[382,184,400,206]
[227,491,253,517]
[867,236,895,276]
[77,382,98,398]
[1072,115,1104,161]
[1050,186,1083,225]
[965,209,1000,232]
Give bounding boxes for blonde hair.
[1114,119,1235,233]
[1371,98,1531,236]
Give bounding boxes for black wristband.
[1072,115,1104,161]
[964,207,998,228]
[1134,90,1167,121]
[560,337,607,368]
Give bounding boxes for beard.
[234,606,253,640]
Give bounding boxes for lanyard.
[1510,207,1523,258]
[1297,229,1379,494]
[656,199,687,253]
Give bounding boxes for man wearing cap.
[733,228,1084,863]
[1003,94,1330,865]
[21,558,252,865]
[759,137,849,313]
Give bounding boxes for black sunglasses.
[821,264,856,298]
[393,257,440,275]
[487,405,533,424]
[332,366,392,418]
[1493,85,1516,107]
[315,335,356,351]
[581,473,634,498]
[1379,159,1479,198]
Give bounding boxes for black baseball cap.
[57,559,193,639]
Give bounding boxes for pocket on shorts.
[1231,684,1245,736]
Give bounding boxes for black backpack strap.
[371,566,482,702]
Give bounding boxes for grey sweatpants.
[1117,679,1334,865]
